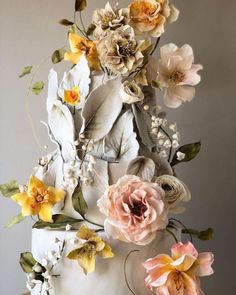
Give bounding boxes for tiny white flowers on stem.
[157,43,203,108]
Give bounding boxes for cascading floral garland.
[0,1,214,294]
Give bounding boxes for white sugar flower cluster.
[63,159,80,190]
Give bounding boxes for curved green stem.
[150,37,161,55]
[166,228,179,243]
[169,218,193,243]
[83,217,104,229]
[124,250,140,295]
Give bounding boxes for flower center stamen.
[169,71,185,84]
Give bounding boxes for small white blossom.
[65,224,72,231]
[143,104,149,111]
[169,123,177,132]
[41,258,48,267]
[158,139,164,146]
[172,132,180,141]
[172,140,180,148]
[177,151,186,161]
[32,263,43,273]
[163,139,171,148]
[159,150,168,158]
[152,127,158,135]
[157,132,165,139]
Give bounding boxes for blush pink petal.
[171,242,199,260]
[189,252,214,277]
[182,64,203,85]
[143,254,173,270]
[165,86,195,108]
[170,254,196,272]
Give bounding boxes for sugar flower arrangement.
[0,0,214,294]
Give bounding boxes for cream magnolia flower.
[97,25,144,74]
[129,0,179,37]
[92,2,130,39]
[157,43,203,108]
[155,175,191,213]
[58,54,90,108]
[120,81,144,104]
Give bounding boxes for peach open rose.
[97,175,169,246]
[129,0,179,37]
[143,242,214,294]
[157,43,203,108]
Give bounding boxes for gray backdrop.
[0,0,235,294]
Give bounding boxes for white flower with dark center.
[120,81,144,104]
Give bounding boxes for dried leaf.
[126,156,155,181]
[19,66,32,78]
[104,110,139,162]
[51,48,66,64]
[75,0,87,11]
[86,24,96,35]
[33,214,82,229]
[32,81,44,95]
[20,252,37,273]
[80,78,123,141]
[72,185,88,218]
[59,19,74,26]
[5,213,25,228]
[0,180,19,197]
[171,142,201,166]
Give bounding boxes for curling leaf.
[5,213,25,228]
[72,185,88,217]
[171,142,201,166]
[33,214,82,229]
[19,66,32,78]
[0,180,19,197]
[75,0,87,11]
[20,252,37,273]
[51,48,66,64]
[126,156,155,181]
[32,81,44,95]
[59,19,74,26]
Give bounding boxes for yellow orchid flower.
[11,176,66,223]
[64,33,100,71]
[67,224,114,274]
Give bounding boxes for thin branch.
[124,250,140,295]
[150,37,161,55]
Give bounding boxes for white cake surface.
[32,228,178,295]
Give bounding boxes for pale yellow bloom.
[64,33,100,71]
[67,225,114,274]
[11,176,66,222]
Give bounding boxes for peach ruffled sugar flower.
[11,176,66,222]
[129,0,179,37]
[64,33,100,71]
[67,224,114,274]
[143,242,214,295]
[97,175,169,246]
[157,43,203,108]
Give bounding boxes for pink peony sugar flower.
[97,175,169,246]
[157,43,203,108]
[143,242,214,295]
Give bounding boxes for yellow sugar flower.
[64,33,100,71]
[67,225,114,274]
[64,86,81,106]
[11,176,66,223]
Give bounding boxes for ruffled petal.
[189,252,214,277]
[164,86,195,108]
[171,242,198,260]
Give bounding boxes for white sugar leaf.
[104,110,139,162]
[126,156,155,181]
[48,101,75,147]
[80,77,123,141]
[47,69,58,113]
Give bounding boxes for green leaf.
[20,252,37,273]
[19,66,32,78]
[32,81,44,95]
[5,213,25,228]
[75,0,87,11]
[171,142,201,166]
[51,48,66,64]
[33,214,83,229]
[72,185,88,217]
[59,19,74,26]
[69,24,78,34]
[0,180,19,197]
[86,24,96,36]
[182,228,214,241]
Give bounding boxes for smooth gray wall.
[0,0,235,294]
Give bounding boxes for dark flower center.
[131,202,147,216]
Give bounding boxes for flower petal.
[164,86,195,108]
[143,254,173,271]
[11,192,29,205]
[171,254,196,272]
[28,175,46,193]
[47,186,66,204]
[171,242,198,260]
[189,252,214,277]
[39,203,53,222]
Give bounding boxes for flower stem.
[169,218,193,243]
[124,250,140,295]
[150,37,161,55]
[83,217,104,229]
[159,126,173,162]
[166,228,179,243]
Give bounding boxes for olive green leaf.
[51,48,66,64]
[5,213,25,228]
[86,24,96,36]
[75,0,87,12]
[72,185,88,218]
[20,252,37,273]
[33,214,83,229]
[182,228,214,241]
[171,142,201,166]
[59,19,74,26]
[19,66,32,78]
[32,81,44,95]
[0,180,19,197]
